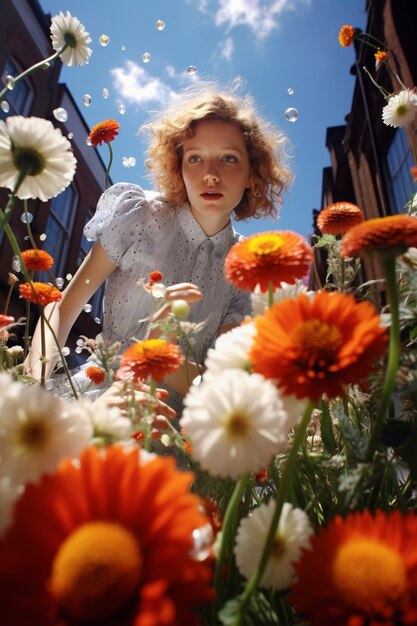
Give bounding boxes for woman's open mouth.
[200,191,223,200]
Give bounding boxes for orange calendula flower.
[0,445,213,626]
[340,214,417,259]
[411,166,417,182]
[374,49,389,68]
[85,365,106,385]
[88,119,120,147]
[116,338,184,383]
[19,282,62,306]
[149,270,163,283]
[21,248,54,272]
[224,231,313,292]
[250,291,386,402]
[338,24,356,47]
[0,314,14,330]
[292,509,417,626]
[317,202,365,236]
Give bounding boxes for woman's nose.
[203,172,220,184]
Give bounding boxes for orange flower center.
[291,319,343,372]
[333,538,407,610]
[223,411,250,438]
[50,521,143,622]
[17,417,50,451]
[248,234,283,256]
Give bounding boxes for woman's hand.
[147,282,202,339]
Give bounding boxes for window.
[386,127,414,213]
[0,58,34,118]
[77,210,105,322]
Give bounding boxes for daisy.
[0,116,76,201]
[317,202,365,236]
[19,281,62,306]
[21,248,54,272]
[0,445,213,626]
[203,321,256,380]
[180,370,291,479]
[234,501,313,589]
[250,291,387,402]
[0,377,92,487]
[77,398,134,442]
[224,231,313,292]
[88,119,120,147]
[340,214,417,259]
[116,338,184,383]
[338,24,356,47]
[382,90,417,128]
[292,509,417,626]
[50,11,92,67]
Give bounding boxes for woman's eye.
[223,155,237,163]
[189,155,201,163]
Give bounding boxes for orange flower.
[0,446,213,626]
[116,338,184,383]
[292,510,417,626]
[20,248,54,272]
[338,24,356,47]
[19,282,62,306]
[317,202,364,236]
[374,49,389,68]
[85,365,106,385]
[0,314,14,330]
[88,119,120,147]
[224,231,313,292]
[340,215,417,259]
[411,166,417,182]
[149,271,163,283]
[250,291,386,401]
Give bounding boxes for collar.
[177,206,236,251]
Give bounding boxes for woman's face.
[181,119,251,235]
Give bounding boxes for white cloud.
[202,0,311,39]
[110,60,177,108]
[220,36,234,61]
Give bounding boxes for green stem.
[23,199,38,249]
[232,401,314,626]
[40,309,46,387]
[0,46,67,103]
[0,168,29,231]
[105,142,114,189]
[213,474,250,611]
[267,281,274,309]
[367,256,400,459]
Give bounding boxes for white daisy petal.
[204,322,256,379]
[76,398,134,441]
[382,90,417,128]
[180,370,292,479]
[251,281,313,316]
[0,116,76,201]
[50,11,92,67]
[0,375,92,487]
[234,501,313,590]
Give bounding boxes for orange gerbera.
[116,338,184,383]
[340,214,417,259]
[338,24,356,47]
[85,365,106,385]
[317,202,364,236]
[0,314,14,330]
[0,446,213,626]
[20,248,54,271]
[375,49,389,68]
[19,282,62,306]
[292,510,417,626]
[411,166,417,182]
[250,291,386,401]
[88,119,120,147]
[224,231,313,292]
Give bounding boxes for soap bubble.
[285,107,299,123]
[156,20,166,31]
[142,52,151,63]
[102,88,109,99]
[53,107,68,122]
[187,65,197,75]
[82,94,92,107]
[118,103,126,115]
[99,34,110,46]
[287,87,295,95]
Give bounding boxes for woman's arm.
[25,241,117,381]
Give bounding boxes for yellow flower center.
[396,104,408,117]
[291,319,343,372]
[272,534,286,559]
[333,538,407,611]
[223,411,250,438]
[50,521,143,622]
[17,416,50,451]
[248,234,283,256]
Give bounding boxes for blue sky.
[38,0,367,238]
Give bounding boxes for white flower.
[0,116,76,201]
[0,378,92,487]
[180,370,291,479]
[234,501,313,589]
[382,90,417,128]
[203,322,256,379]
[251,282,313,316]
[50,11,92,67]
[75,398,134,442]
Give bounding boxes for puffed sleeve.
[84,183,174,270]
[220,286,252,327]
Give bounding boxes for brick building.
[0,0,108,358]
